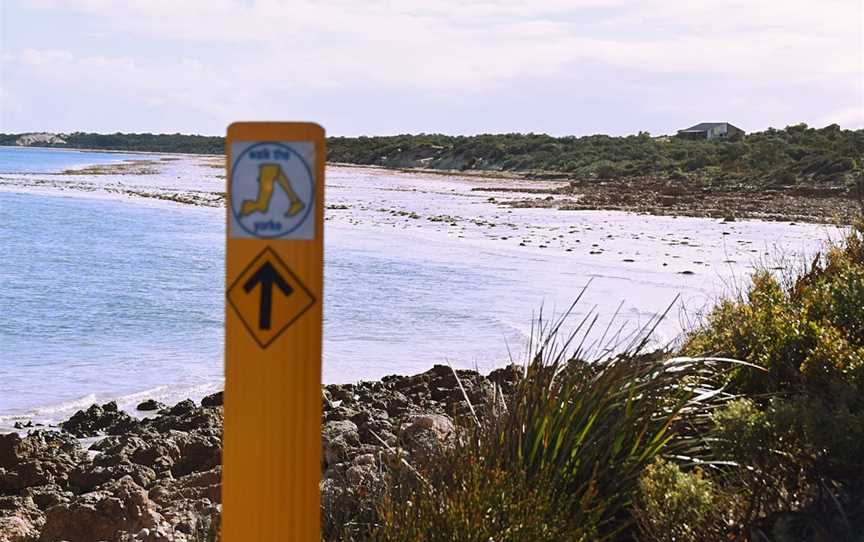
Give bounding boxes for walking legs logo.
[230,142,315,239]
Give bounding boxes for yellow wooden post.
[223,122,324,540]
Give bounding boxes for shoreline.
[5,146,857,225]
[0,363,513,540]
[0,378,224,435]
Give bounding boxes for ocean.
[0,146,155,174]
[0,147,837,428]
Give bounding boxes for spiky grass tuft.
[374,300,755,541]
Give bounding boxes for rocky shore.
[0,365,519,541]
[473,176,862,224]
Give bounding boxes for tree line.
[3,124,861,185]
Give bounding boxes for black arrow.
[243,261,293,330]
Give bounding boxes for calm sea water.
[0,189,538,420]
[0,191,225,417]
[0,147,223,419]
[0,146,153,174]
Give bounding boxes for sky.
[0,0,862,137]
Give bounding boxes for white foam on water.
[0,381,225,433]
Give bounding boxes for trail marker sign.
[227,247,316,348]
[223,123,324,541]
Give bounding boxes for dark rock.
[400,414,455,462]
[487,364,522,394]
[327,385,357,404]
[0,432,82,495]
[383,391,411,417]
[136,399,166,412]
[170,435,221,477]
[357,419,393,446]
[0,433,26,469]
[60,402,138,437]
[200,391,223,408]
[39,476,162,542]
[22,484,71,511]
[144,403,222,433]
[89,435,149,465]
[321,420,360,468]
[0,495,42,542]
[345,463,383,492]
[129,437,182,474]
[69,460,157,493]
[0,432,80,469]
[148,467,221,507]
[168,399,197,417]
[323,405,359,423]
[147,467,221,538]
[1,461,52,491]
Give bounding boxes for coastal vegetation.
[3,124,862,188]
[0,132,225,155]
[329,124,863,187]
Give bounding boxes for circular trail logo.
[230,142,315,239]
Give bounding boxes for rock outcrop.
[135,400,165,412]
[0,364,520,541]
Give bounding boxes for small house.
[676,122,744,141]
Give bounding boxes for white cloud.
[17,0,862,89]
[4,0,862,132]
[10,48,240,119]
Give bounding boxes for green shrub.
[708,394,864,540]
[685,222,864,539]
[634,458,729,542]
[684,223,864,397]
[595,161,623,179]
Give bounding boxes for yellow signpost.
[223,122,325,540]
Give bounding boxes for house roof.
[679,122,728,132]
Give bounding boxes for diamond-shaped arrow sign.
[227,247,316,349]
